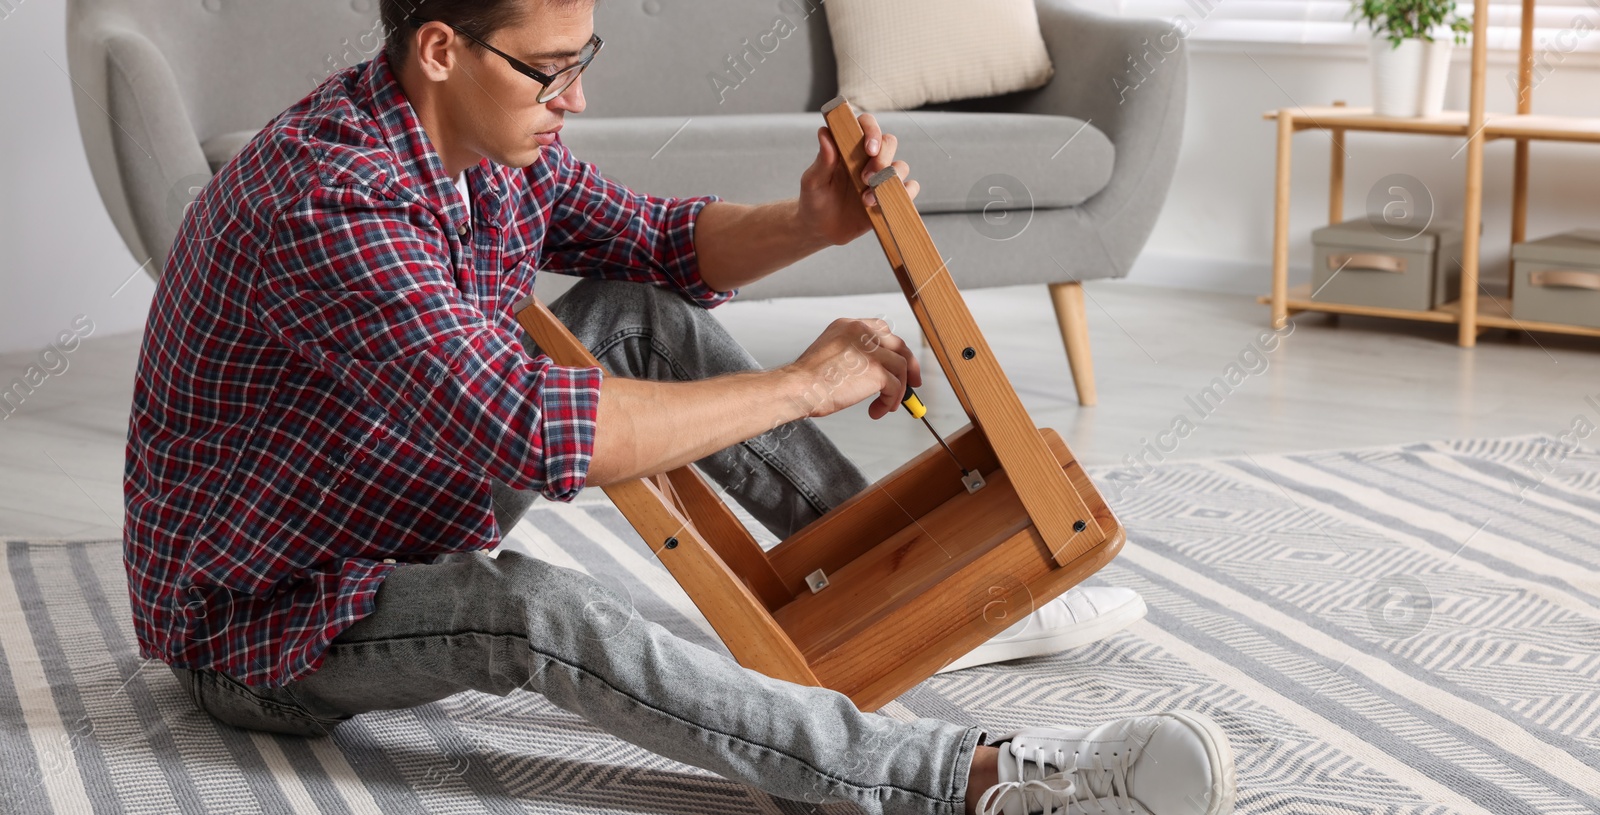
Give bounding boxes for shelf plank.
[1261,106,1471,136]
[1257,284,1600,339]
[1261,107,1600,144]
[1437,299,1600,338]
[1254,284,1456,323]
[1485,114,1600,144]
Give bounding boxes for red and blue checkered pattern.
[124,53,732,688]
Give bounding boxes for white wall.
[0,0,159,357]
[3,5,1597,355]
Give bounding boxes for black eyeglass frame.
[406,15,603,103]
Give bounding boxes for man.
[123,0,1236,812]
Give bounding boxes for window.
[1080,0,1600,53]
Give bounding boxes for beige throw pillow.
[826,0,1055,112]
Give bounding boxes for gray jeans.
[169,278,988,815]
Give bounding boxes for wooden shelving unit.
[1259,0,1600,345]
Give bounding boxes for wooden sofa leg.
[1047,281,1097,406]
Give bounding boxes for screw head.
[664,536,679,549]
[962,347,976,360]
[1073,519,1087,532]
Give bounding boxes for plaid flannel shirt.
[123,52,733,688]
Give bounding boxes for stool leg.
[1047,281,1097,407]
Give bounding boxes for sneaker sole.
[1159,709,1237,815]
[935,592,1148,674]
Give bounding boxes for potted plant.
[1350,0,1472,116]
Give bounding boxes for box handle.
[1329,253,1406,274]
[1528,269,1600,291]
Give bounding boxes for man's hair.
[380,0,594,66]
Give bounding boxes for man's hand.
[586,315,922,488]
[798,113,921,247]
[785,317,922,421]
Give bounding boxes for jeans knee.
[584,279,708,330]
[495,550,637,644]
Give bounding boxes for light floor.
[4,281,1597,541]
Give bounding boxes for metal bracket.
[962,470,986,494]
[804,568,830,594]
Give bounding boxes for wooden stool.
[513,96,1125,712]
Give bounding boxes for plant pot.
[1369,35,1453,116]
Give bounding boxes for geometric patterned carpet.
[2,435,1597,813]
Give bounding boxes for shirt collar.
[364,52,514,229]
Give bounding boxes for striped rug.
[2,435,1598,814]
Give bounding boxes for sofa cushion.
[560,111,1113,214]
[824,0,1054,112]
[200,111,1114,214]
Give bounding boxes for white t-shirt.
[455,172,471,222]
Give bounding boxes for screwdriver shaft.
[920,415,970,472]
[902,385,971,474]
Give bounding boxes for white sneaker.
[976,710,1236,815]
[936,587,1147,674]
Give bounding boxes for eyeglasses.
[407,16,603,103]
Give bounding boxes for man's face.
[439,1,594,169]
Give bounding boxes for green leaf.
[1347,0,1470,42]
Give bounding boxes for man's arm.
[537,138,737,308]
[693,199,832,294]
[539,117,915,300]
[584,369,806,487]
[585,316,923,488]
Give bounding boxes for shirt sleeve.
[253,182,603,502]
[538,135,736,308]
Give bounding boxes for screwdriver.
[901,384,980,486]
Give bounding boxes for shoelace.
[975,744,1137,815]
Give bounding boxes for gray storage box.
[1310,218,1463,311]
[1512,230,1600,329]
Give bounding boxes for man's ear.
[414,20,458,82]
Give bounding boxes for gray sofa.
[68,0,1187,404]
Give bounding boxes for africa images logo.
[1,315,96,422]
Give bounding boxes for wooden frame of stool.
[512,95,1125,712]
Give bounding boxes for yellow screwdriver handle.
[901,384,928,419]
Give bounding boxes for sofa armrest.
[1027,2,1185,148]
[1024,0,1188,271]
[101,27,212,278]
